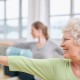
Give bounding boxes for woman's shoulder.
[50,58,70,65]
[48,40,58,45]
[26,42,36,45]
[47,40,60,48]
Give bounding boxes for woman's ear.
[75,34,80,46]
[76,39,80,45]
[38,29,43,37]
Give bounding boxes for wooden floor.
[0,68,19,80]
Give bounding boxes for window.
[0,0,28,40]
[50,0,80,42]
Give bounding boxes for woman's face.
[31,26,40,38]
[61,31,80,61]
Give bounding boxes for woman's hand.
[0,56,8,66]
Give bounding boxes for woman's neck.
[72,61,80,69]
[71,61,80,79]
[37,36,47,48]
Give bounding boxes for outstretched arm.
[8,56,55,80]
[0,41,14,46]
[0,56,63,80]
[0,56,8,66]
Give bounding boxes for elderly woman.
[0,18,80,80]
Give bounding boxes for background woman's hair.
[32,21,49,40]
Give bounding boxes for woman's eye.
[63,38,69,41]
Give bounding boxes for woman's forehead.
[63,31,72,38]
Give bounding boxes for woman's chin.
[64,54,70,59]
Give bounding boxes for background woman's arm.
[0,41,14,46]
[0,56,8,66]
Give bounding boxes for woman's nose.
[60,42,64,47]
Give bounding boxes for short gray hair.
[63,18,80,45]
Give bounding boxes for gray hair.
[63,18,80,45]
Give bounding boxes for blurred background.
[0,0,80,80]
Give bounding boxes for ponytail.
[43,26,49,40]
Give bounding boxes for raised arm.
[0,41,14,46]
[0,56,8,66]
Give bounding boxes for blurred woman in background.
[0,21,63,58]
